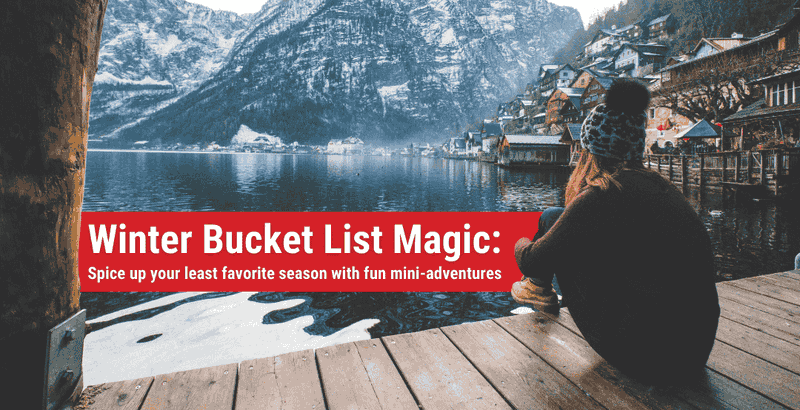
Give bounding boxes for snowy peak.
[95,0,581,145]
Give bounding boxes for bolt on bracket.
[43,309,86,410]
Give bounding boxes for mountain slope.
[89,0,252,138]
[107,0,581,146]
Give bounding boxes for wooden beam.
[0,1,107,408]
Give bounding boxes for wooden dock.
[76,270,800,410]
[646,149,800,198]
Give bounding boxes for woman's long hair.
[565,150,649,206]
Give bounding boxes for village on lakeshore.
[90,2,800,197]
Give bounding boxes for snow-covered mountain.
[89,0,252,138]
[93,0,581,145]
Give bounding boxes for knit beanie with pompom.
[580,79,651,161]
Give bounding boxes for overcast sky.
[188,0,622,29]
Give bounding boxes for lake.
[80,150,800,385]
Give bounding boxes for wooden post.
[0,1,107,408]
[681,155,687,195]
[760,150,766,184]
[735,154,740,182]
[699,154,705,193]
[774,152,781,196]
[747,151,753,182]
[647,155,651,169]
[658,155,661,173]
[722,154,727,182]
[668,155,673,181]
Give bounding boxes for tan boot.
[511,276,559,312]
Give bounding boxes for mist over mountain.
[92,0,581,146]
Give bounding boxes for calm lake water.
[80,150,800,384]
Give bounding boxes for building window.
[772,85,782,106]
[649,108,655,119]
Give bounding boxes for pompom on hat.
[580,79,651,161]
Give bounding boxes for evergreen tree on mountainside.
[552,0,796,64]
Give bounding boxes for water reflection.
[83,150,799,279]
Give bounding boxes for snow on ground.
[231,124,282,145]
[378,82,410,102]
[83,292,379,385]
[94,72,173,87]
[440,28,456,46]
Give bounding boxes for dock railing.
[646,148,800,196]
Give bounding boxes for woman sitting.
[511,79,720,386]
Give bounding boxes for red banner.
[79,212,540,292]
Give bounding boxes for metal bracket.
[43,309,86,410]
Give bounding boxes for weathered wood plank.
[716,284,800,324]
[714,316,800,374]
[140,363,237,410]
[726,279,800,307]
[383,328,512,410]
[316,342,383,410]
[546,309,789,410]
[77,377,153,410]
[273,349,325,410]
[351,339,418,410]
[235,357,281,410]
[677,369,790,410]
[442,319,604,410]
[778,271,800,281]
[759,275,800,292]
[719,297,800,346]
[706,341,800,410]
[494,312,691,410]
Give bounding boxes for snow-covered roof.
[648,14,670,26]
[504,135,564,145]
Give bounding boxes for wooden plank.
[236,357,281,410]
[351,339,418,410]
[442,319,604,410]
[494,312,692,410]
[140,363,237,410]
[273,349,325,410]
[714,316,800,374]
[77,377,153,410]
[383,328,512,410]
[677,369,790,410]
[316,342,383,410]
[759,275,800,292]
[706,341,800,410]
[716,283,800,324]
[726,279,800,307]
[719,297,800,346]
[778,271,800,281]
[546,309,788,410]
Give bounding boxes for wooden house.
[584,28,628,57]
[559,96,582,124]
[539,64,577,93]
[560,124,584,165]
[497,135,570,167]
[659,30,780,88]
[546,88,584,131]
[723,67,800,149]
[617,21,645,40]
[581,76,614,116]
[569,69,597,90]
[612,43,668,76]
[646,14,672,41]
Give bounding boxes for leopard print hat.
[580,79,650,161]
